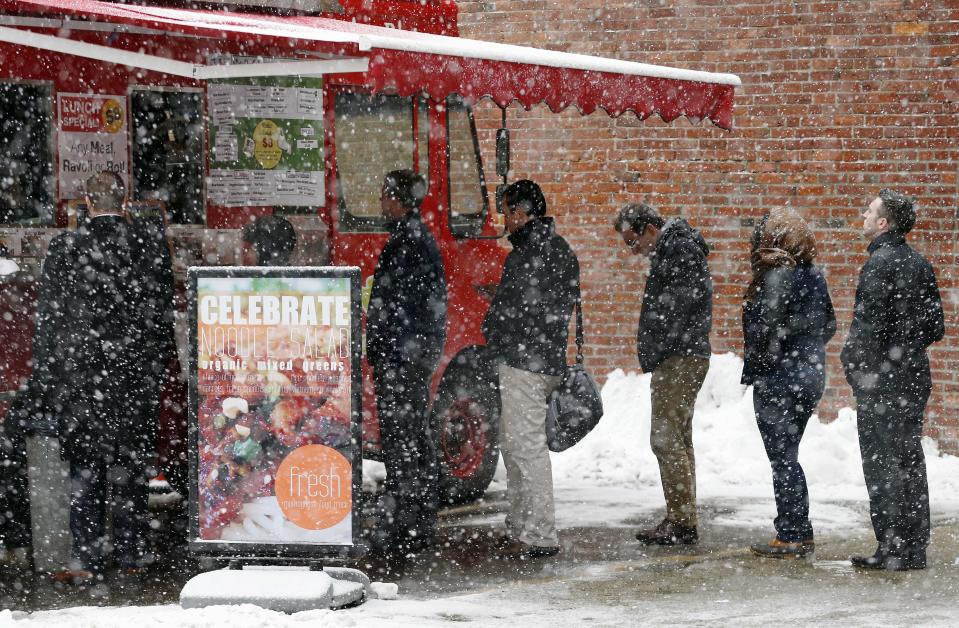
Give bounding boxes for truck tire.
[432,351,500,506]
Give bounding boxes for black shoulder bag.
[545,286,604,452]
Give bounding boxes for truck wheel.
[432,357,499,506]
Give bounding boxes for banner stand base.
[179,565,372,612]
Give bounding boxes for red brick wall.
[457,0,959,453]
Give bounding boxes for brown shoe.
[750,538,814,559]
[498,539,560,560]
[51,568,96,585]
[635,519,698,546]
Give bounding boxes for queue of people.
[612,188,943,571]
[0,177,945,581]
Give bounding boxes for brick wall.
[457,0,959,453]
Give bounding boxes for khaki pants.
[649,355,709,528]
[498,363,562,548]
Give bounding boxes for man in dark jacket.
[15,172,174,583]
[842,189,944,571]
[366,169,447,555]
[614,203,712,545]
[482,180,579,559]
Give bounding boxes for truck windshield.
[334,91,428,232]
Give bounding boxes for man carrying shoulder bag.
[482,180,579,560]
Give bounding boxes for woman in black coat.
[743,208,836,558]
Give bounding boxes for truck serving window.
[130,88,205,224]
[0,82,54,226]
[445,96,488,238]
[334,92,428,233]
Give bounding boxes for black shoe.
[636,519,698,546]
[850,551,909,572]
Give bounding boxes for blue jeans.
[753,366,823,543]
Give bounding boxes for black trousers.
[856,391,930,556]
[69,446,149,572]
[372,362,439,553]
[0,423,32,549]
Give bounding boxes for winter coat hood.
[656,218,709,260]
[638,217,713,373]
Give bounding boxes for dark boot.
[850,549,910,572]
[635,519,698,546]
[905,549,927,570]
[498,539,560,560]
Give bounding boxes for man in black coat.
[14,172,174,583]
[614,203,712,546]
[366,169,447,555]
[842,189,944,571]
[482,180,579,559]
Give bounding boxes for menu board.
[188,267,361,557]
[57,93,129,200]
[207,78,324,208]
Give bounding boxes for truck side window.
[0,82,54,225]
[335,92,425,232]
[445,96,488,238]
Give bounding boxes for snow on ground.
[479,353,959,532]
[7,353,959,627]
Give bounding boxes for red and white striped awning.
[0,0,741,128]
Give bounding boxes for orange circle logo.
[100,98,124,133]
[275,445,352,530]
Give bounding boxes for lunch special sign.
[57,93,129,201]
[188,268,362,557]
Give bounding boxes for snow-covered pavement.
[5,354,959,627]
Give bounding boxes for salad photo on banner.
[189,269,360,554]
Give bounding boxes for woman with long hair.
[743,208,836,558]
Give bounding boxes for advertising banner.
[188,268,361,557]
[57,93,129,200]
[207,76,324,207]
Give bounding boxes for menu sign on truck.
[207,76,324,208]
[188,268,361,557]
[57,93,129,200]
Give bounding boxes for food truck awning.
[0,0,741,129]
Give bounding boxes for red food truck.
[0,0,739,505]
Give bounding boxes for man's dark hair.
[383,169,427,211]
[501,179,547,217]
[85,171,125,212]
[242,215,297,266]
[877,188,916,234]
[613,203,665,235]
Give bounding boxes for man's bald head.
[85,172,125,214]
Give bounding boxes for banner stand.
[179,266,369,611]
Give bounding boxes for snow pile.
[547,353,959,529]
